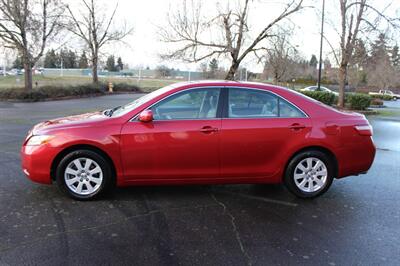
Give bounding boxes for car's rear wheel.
[284,150,334,198]
[56,149,114,200]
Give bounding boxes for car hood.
[32,111,107,134]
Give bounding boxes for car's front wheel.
[284,150,334,198]
[56,149,114,200]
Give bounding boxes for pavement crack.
[218,191,298,207]
[210,193,252,266]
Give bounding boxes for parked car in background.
[6,69,23,76]
[301,86,339,96]
[369,90,399,100]
[21,81,375,200]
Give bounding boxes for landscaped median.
[299,90,372,111]
[0,83,143,102]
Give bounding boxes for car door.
[220,87,312,179]
[120,87,222,180]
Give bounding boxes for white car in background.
[369,90,399,100]
[301,86,339,96]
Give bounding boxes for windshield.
[109,85,174,117]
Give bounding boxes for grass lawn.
[375,109,400,117]
[0,75,182,92]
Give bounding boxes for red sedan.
[21,81,375,200]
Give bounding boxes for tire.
[393,97,397,101]
[284,150,334,198]
[56,149,114,200]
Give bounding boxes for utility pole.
[317,0,325,90]
[3,57,6,76]
[60,56,64,77]
[138,68,142,84]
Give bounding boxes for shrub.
[370,98,384,106]
[346,93,371,110]
[300,91,337,106]
[370,94,393,101]
[0,82,142,102]
[111,82,141,92]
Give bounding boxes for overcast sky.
[2,0,400,72]
[107,0,400,72]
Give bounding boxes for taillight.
[354,125,373,136]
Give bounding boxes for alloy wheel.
[64,157,103,196]
[293,157,328,193]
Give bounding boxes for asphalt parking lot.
[0,95,399,266]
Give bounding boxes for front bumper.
[21,145,61,184]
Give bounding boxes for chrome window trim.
[129,86,222,122]
[225,86,309,119]
[129,85,309,122]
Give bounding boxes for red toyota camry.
[21,81,375,200]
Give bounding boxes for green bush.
[111,82,141,92]
[370,94,393,101]
[0,82,142,102]
[346,93,371,110]
[300,91,337,106]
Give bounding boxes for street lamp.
[317,0,325,90]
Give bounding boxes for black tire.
[56,149,114,200]
[393,97,397,101]
[284,150,334,199]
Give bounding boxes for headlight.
[26,135,54,146]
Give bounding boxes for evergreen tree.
[309,54,318,68]
[209,58,218,78]
[117,57,123,71]
[59,49,77,68]
[106,55,117,71]
[67,50,77,68]
[390,45,399,67]
[44,49,58,68]
[370,33,389,64]
[78,51,89,68]
[323,58,331,69]
[352,39,368,67]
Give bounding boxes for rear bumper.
[21,145,61,184]
[336,136,376,178]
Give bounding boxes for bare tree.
[263,29,299,83]
[324,0,400,107]
[0,0,64,90]
[66,0,132,84]
[160,0,303,80]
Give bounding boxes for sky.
[1,0,400,72]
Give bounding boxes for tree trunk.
[338,64,347,108]
[24,62,33,91]
[225,61,239,80]
[92,57,99,84]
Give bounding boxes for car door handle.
[200,126,219,133]
[289,123,306,130]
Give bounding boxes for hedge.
[299,91,337,106]
[346,93,371,110]
[0,83,142,102]
[299,90,372,110]
[370,94,394,101]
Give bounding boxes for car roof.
[169,80,293,93]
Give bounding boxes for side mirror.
[138,110,153,122]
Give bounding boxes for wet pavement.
[0,95,399,265]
